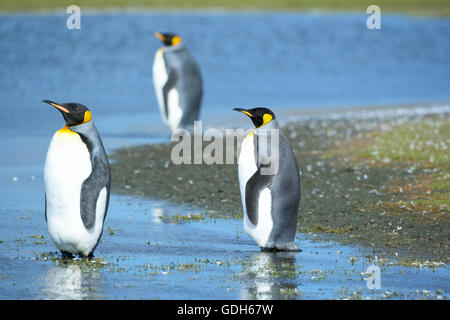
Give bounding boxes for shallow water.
[0,11,449,300]
[0,166,448,299]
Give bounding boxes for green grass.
[325,119,450,214]
[364,120,450,167]
[1,0,450,16]
[358,120,450,213]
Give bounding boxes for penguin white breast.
[44,128,95,254]
[166,88,183,131]
[238,134,274,248]
[238,134,257,213]
[152,49,183,131]
[153,48,169,124]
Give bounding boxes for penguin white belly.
[167,88,183,130]
[238,134,274,248]
[238,134,257,214]
[245,188,273,248]
[153,49,168,124]
[44,129,103,256]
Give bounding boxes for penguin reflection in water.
[234,108,301,251]
[43,100,111,258]
[152,31,202,132]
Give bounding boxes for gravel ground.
[110,105,450,262]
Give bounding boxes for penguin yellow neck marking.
[57,126,77,135]
[56,112,91,135]
[245,113,274,138]
[248,113,273,137]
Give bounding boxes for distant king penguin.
[43,100,111,258]
[152,31,203,131]
[234,107,301,251]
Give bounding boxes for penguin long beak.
[153,31,166,42]
[42,100,70,114]
[233,108,253,118]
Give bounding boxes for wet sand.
[110,104,450,262]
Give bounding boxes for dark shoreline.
[110,106,449,263]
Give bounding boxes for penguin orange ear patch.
[262,114,273,125]
[172,36,182,46]
[83,111,92,123]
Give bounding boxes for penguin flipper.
[245,163,274,226]
[44,193,47,222]
[77,131,111,230]
[80,158,110,230]
[162,68,179,120]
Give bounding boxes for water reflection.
[152,206,164,223]
[40,263,102,300]
[240,251,300,299]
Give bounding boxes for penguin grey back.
[162,44,203,127]
[251,122,300,247]
[268,132,301,245]
[71,121,111,229]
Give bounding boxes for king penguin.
[152,31,203,131]
[234,107,301,251]
[43,100,111,258]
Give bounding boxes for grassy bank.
[110,109,449,261]
[1,0,450,16]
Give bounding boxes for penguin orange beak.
[153,31,166,42]
[42,100,70,114]
[233,108,253,118]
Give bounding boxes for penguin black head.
[233,107,276,128]
[153,31,182,46]
[43,100,92,126]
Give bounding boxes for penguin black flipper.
[78,131,111,230]
[80,157,110,229]
[245,163,274,226]
[44,193,47,222]
[176,55,203,128]
[162,68,179,120]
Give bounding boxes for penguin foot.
[61,251,74,259]
[279,242,302,252]
[261,242,302,252]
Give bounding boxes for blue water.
[0,11,449,138]
[0,11,449,300]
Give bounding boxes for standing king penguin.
[152,32,202,131]
[43,100,111,258]
[234,108,301,251]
